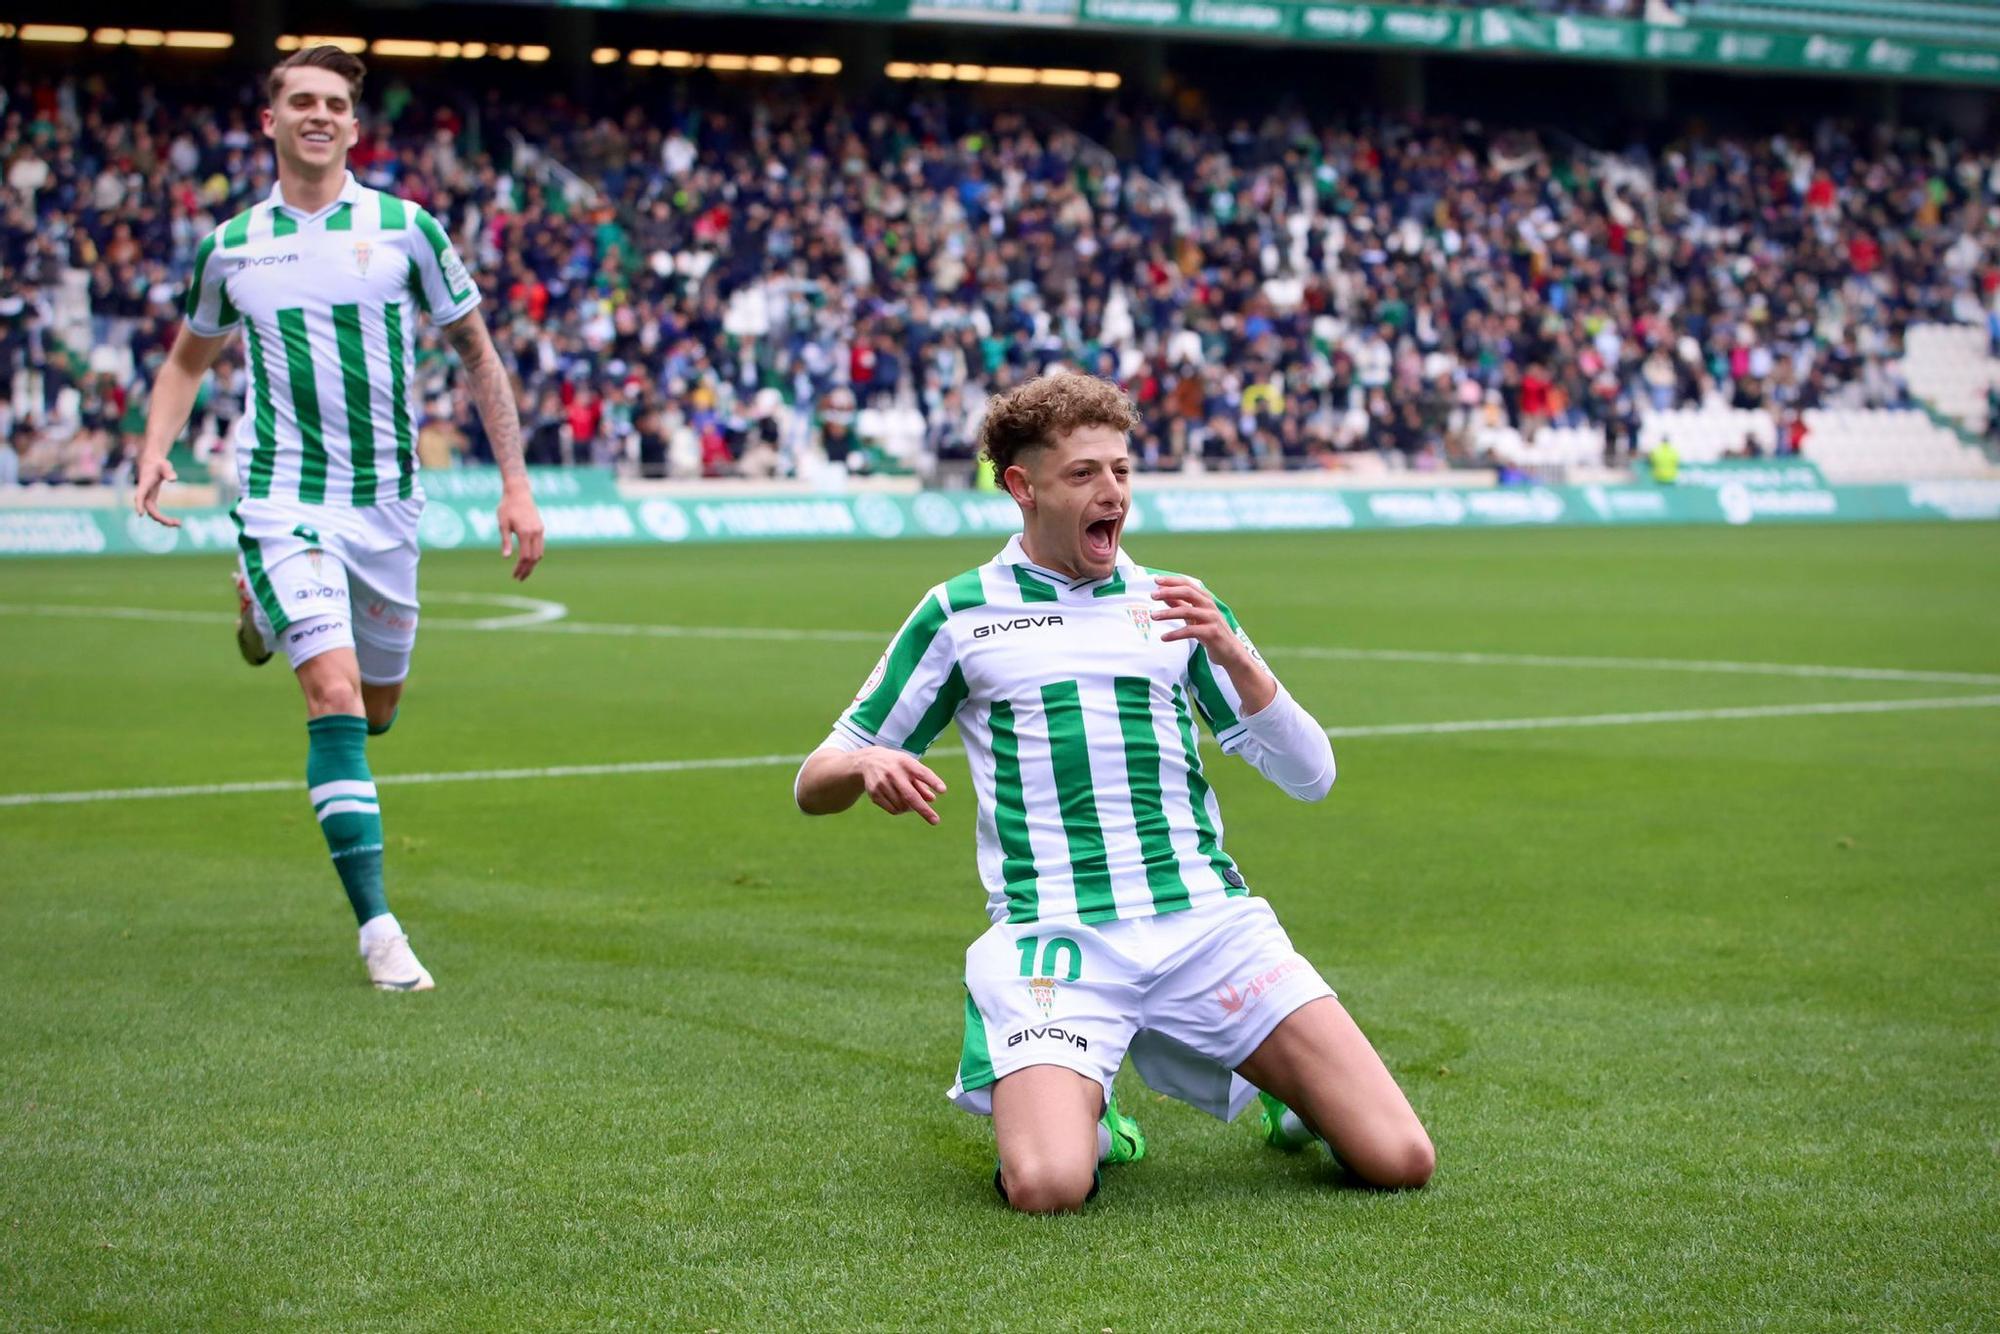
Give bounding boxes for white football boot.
[361,928,435,992]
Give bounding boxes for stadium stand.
[0,66,1996,489]
[1640,405,1783,460]
[1798,406,1991,480]
[1638,402,1991,478]
[1901,321,1998,437]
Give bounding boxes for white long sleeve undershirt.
[1227,684,1336,801]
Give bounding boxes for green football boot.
[1101,1093,1147,1165]
[1258,1090,1315,1152]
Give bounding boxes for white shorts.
[233,497,423,685]
[948,896,1335,1123]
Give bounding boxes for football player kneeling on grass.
[796,372,1432,1212]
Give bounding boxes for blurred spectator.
[1648,435,1679,483]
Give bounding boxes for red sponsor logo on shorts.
[1214,956,1306,1022]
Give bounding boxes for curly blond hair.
[978,372,1140,475]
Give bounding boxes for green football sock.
[306,714,390,925]
[367,708,398,737]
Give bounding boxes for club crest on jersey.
[351,241,373,277]
[1128,605,1153,640]
[1028,976,1058,1017]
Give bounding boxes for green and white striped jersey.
[183,171,480,507]
[828,535,1280,928]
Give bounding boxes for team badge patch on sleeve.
[854,652,888,702]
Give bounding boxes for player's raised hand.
[856,747,949,825]
[1152,576,1245,662]
[496,486,546,581]
[133,454,181,528]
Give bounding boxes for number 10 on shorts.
[1016,935,1083,981]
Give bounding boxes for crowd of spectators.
[1,64,1996,490]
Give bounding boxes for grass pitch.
[3,524,1997,1329]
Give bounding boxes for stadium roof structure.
[503,0,2000,86]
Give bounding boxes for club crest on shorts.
[352,240,373,278]
[306,547,324,578]
[1128,605,1153,640]
[1028,976,1057,1017]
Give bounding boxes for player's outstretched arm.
[443,310,545,581]
[795,746,949,825]
[133,327,230,528]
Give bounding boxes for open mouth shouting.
[1081,510,1123,569]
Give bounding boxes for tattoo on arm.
[445,314,527,479]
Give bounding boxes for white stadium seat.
[1638,404,1993,482]
[1901,323,1996,436]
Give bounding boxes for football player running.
[133,46,545,991]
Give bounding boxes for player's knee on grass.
[1340,1123,1435,1190]
[999,1153,1098,1214]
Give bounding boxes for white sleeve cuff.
[433,293,482,328]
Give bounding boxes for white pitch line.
[3,601,1997,686]
[422,592,570,629]
[0,604,228,626]
[0,597,573,631]
[510,618,884,644]
[0,752,832,809]
[1275,645,2000,688]
[3,694,1997,809]
[1322,693,2000,738]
